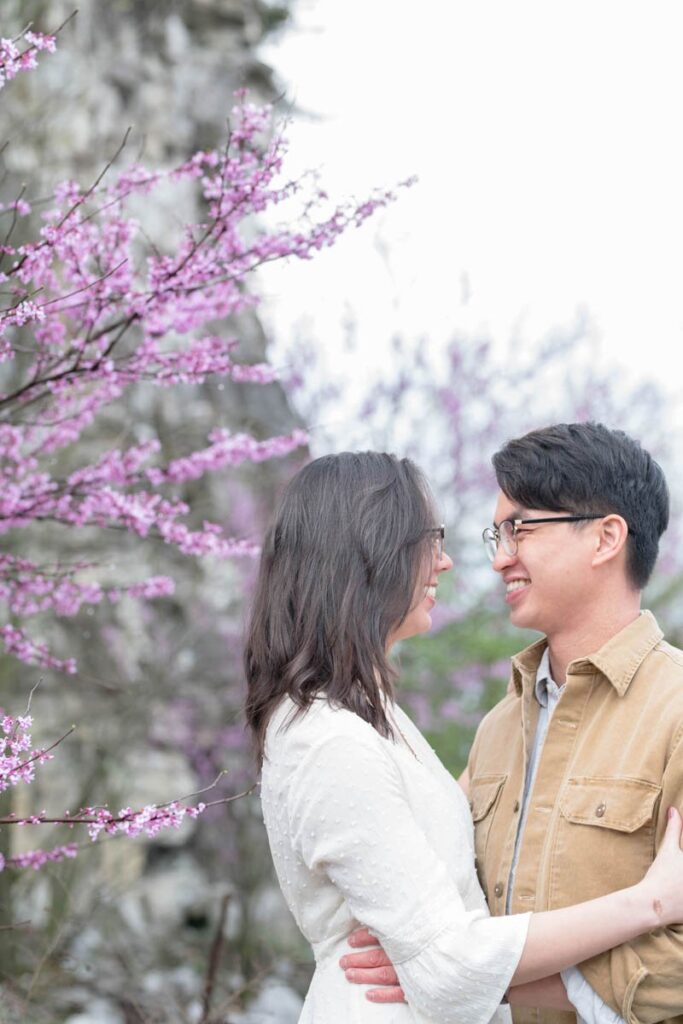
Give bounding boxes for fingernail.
[669,807,676,820]
[339,957,348,969]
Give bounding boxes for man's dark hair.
[492,422,669,590]
[244,452,437,761]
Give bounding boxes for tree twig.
[200,892,231,1024]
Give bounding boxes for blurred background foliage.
[1,2,682,1022]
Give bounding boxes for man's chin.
[509,603,541,633]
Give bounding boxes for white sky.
[258,0,683,434]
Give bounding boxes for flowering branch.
[0,714,256,871]
[0,788,254,833]
[0,26,58,92]
[0,25,407,892]
[0,36,404,671]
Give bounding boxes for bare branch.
[200,892,231,1024]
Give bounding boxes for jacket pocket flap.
[560,777,661,833]
[470,774,507,822]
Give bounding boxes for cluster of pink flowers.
[0,32,404,875]
[0,699,224,871]
[0,710,52,791]
[0,30,56,91]
[0,842,78,871]
[0,800,213,872]
[146,428,310,485]
[0,49,400,671]
[81,800,206,841]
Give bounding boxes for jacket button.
[494,882,504,897]
[513,800,520,813]
[595,802,606,818]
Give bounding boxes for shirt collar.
[576,609,663,697]
[511,610,663,698]
[534,647,558,707]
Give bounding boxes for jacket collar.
[511,610,663,698]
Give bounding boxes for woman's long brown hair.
[244,452,436,762]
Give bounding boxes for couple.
[245,422,683,1024]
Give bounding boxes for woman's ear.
[591,514,629,569]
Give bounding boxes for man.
[341,422,683,1024]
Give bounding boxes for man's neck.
[546,597,642,684]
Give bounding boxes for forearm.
[511,883,659,986]
[507,975,573,1011]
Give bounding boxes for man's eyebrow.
[493,508,526,529]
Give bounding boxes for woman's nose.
[437,549,453,573]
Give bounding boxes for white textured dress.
[261,697,531,1024]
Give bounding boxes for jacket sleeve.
[578,728,683,1024]
[287,726,530,1024]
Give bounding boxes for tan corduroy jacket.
[467,611,683,1024]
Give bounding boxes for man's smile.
[505,577,531,601]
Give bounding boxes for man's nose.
[491,543,516,573]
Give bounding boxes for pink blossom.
[0,709,54,792]
[82,801,207,841]
[0,32,55,90]
[3,843,78,871]
[107,576,175,603]
[0,626,77,674]
[146,429,308,485]
[0,71,400,679]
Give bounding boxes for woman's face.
[387,538,453,648]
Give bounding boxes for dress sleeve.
[287,727,531,1024]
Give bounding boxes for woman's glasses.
[428,524,445,560]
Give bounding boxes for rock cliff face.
[0,4,308,1022]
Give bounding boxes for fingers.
[366,986,407,1004]
[347,927,379,948]
[340,948,392,970]
[344,966,400,987]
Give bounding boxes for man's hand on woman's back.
[339,928,406,1003]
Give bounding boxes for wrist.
[630,880,667,932]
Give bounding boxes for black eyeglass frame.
[482,514,607,562]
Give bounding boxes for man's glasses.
[482,514,606,562]
[428,525,445,560]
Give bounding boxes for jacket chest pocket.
[551,777,661,904]
[470,774,507,894]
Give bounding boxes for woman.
[244,452,683,1024]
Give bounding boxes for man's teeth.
[506,579,530,593]
[424,585,437,600]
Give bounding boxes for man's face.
[490,490,600,638]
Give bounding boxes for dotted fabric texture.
[261,697,530,1023]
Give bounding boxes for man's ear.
[591,514,629,568]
